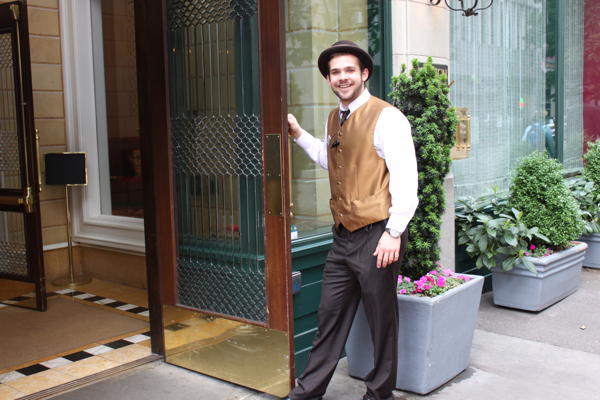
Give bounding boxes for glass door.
[0,2,45,311]
[141,0,294,396]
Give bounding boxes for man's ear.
[362,68,369,83]
[326,74,332,88]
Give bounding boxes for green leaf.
[504,231,517,247]
[479,235,488,252]
[532,232,550,243]
[482,254,492,269]
[475,213,492,222]
[497,246,517,255]
[488,220,504,230]
[501,256,517,272]
[458,235,470,245]
[522,258,538,276]
[466,245,478,254]
[476,254,484,269]
[512,208,522,220]
[486,227,497,238]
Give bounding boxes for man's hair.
[328,53,366,76]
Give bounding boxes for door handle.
[0,188,34,212]
[36,130,42,192]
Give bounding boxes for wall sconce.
[450,107,471,160]
[430,0,493,17]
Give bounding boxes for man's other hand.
[288,114,303,139]
[373,232,401,268]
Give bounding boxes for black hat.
[318,40,374,81]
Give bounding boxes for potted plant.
[572,141,600,269]
[345,58,484,395]
[346,268,484,395]
[457,151,587,311]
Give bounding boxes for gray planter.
[491,242,587,311]
[577,233,600,269]
[345,274,484,395]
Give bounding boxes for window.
[60,0,144,253]
[450,0,587,199]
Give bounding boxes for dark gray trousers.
[288,220,408,400]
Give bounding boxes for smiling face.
[326,54,369,107]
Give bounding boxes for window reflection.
[286,0,374,239]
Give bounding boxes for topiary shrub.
[583,140,600,198]
[510,151,584,248]
[389,57,458,280]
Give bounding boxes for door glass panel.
[285,0,382,239]
[167,0,266,323]
[0,211,26,277]
[0,32,22,190]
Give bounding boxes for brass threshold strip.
[17,355,162,400]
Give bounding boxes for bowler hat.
[318,40,374,81]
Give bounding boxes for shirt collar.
[339,88,371,116]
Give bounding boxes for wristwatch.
[385,228,401,239]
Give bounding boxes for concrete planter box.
[491,242,587,311]
[345,274,484,395]
[577,234,600,269]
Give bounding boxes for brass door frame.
[0,1,46,311]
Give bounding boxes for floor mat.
[0,297,149,370]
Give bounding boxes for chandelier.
[430,0,494,17]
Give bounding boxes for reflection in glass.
[286,0,382,238]
[583,0,600,156]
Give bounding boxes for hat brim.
[318,44,374,81]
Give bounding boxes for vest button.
[338,149,342,153]
[336,181,341,185]
[338,165,342,169]
[338,198,342,202]
[339,213,343,217]
[339,132,343,136]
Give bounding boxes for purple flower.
[545,253,550,257]
[530,244,536,250]
[437,277,446,287]
[399,289,407,294]
[424,285,431,290]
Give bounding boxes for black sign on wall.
[417,62,449,86]
[45,153,87,186]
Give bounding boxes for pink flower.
[545,253,549,256]
[547,248,551,251]
[443,269,452,276]
[437,277,446,287]
[463,276,470,282]
[530,244,536,250]
[525,252,529,256]
[399,289,407,294]
[424,285,431,290]
[430,271,438,275]
[404,277,411,282]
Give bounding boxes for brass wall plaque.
[265,134,283,217]
[163,305,290,396]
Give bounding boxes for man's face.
[326,54,369,106]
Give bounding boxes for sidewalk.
[51,268,600,400]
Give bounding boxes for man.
[282,41,418,400]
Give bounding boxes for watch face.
[387,228,400,238]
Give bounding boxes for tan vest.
[327,96,394,232]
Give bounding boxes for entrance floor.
[0,279,153,399]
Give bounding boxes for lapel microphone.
[331,140,340,148]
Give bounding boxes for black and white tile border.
[0,331,151,386]
[0,288,150,317]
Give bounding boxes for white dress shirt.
[295,89,419,233]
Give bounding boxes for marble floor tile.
[4,370,73,395]
[99,344,152,364]
[123,334,150,343]
[84,345,114,356]
[0,384,26,400]
[73,293,97,300]
[115,304,139,311]
[0,371,25,384]
[40,357,72,369]
[93,298,117,305]
[54,356,120,379]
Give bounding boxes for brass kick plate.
[0,188,34,212]
[163,305,290,396]
[265,134,283,217]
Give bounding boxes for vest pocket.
[350,187,390,222]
